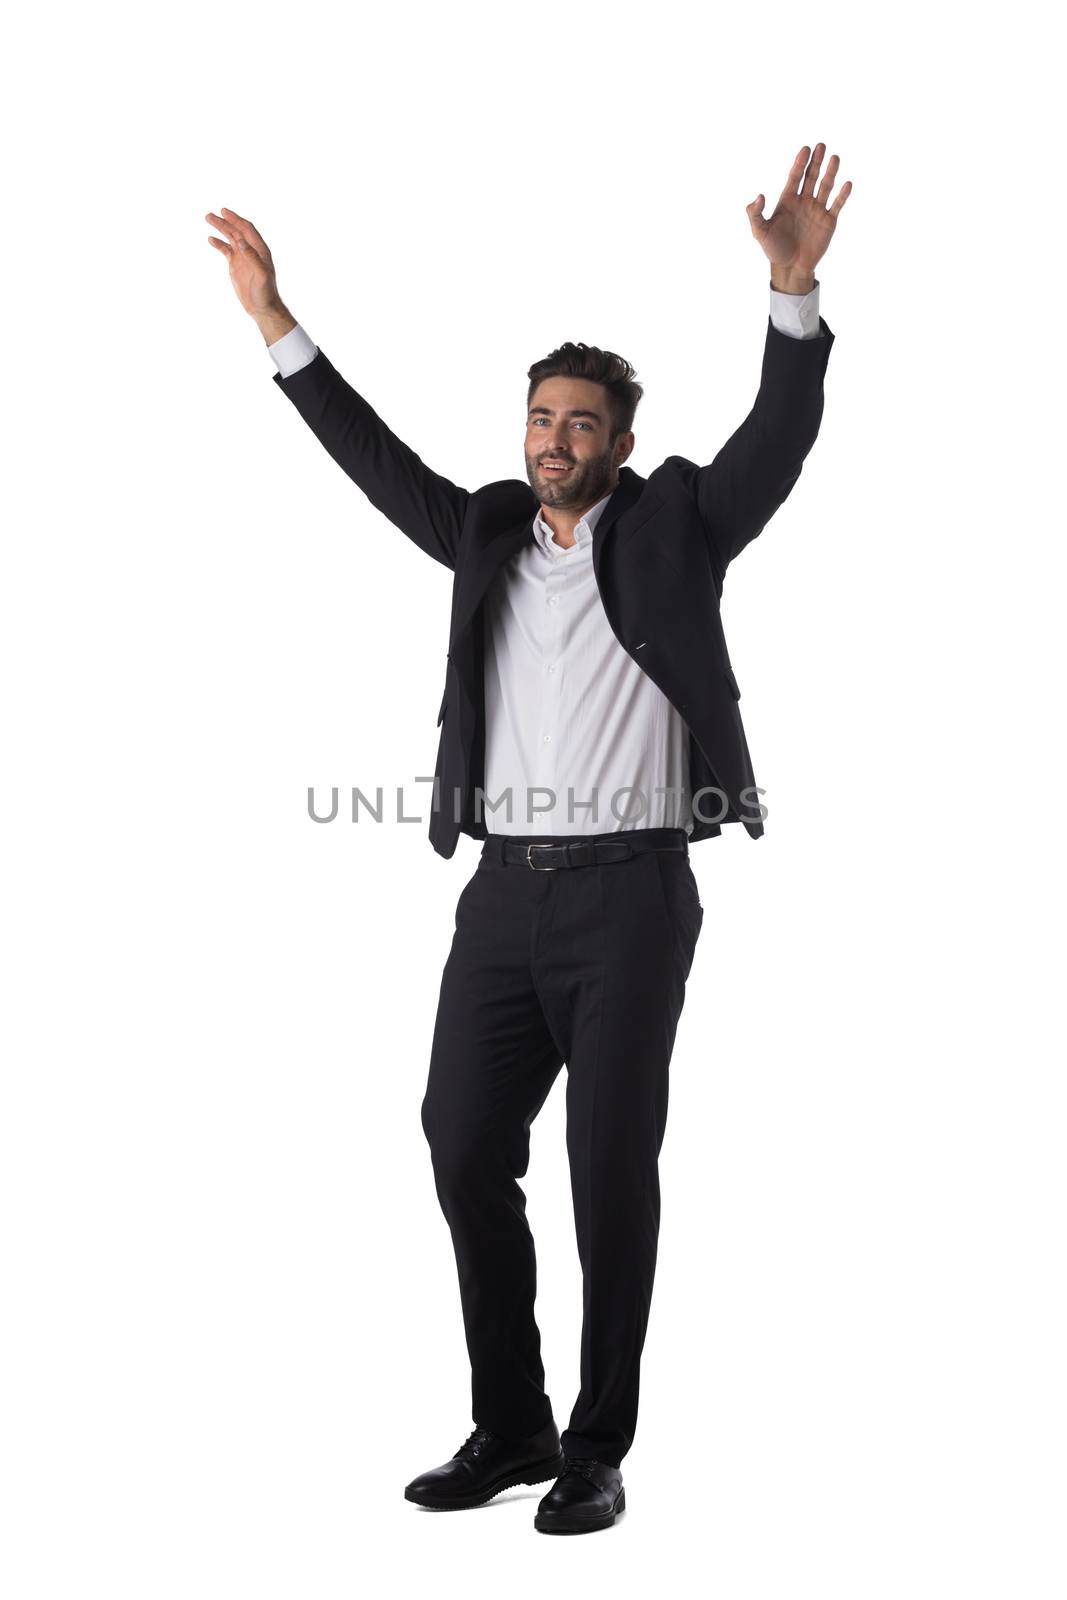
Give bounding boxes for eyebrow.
[527,405,604,423]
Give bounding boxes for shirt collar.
[533,486,615,556]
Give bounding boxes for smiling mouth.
[541,462,573,474]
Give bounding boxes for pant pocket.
[652,851,703,981]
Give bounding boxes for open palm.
[205,207,281,317]
[747,144,852,275]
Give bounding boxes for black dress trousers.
[419,827,704,1469]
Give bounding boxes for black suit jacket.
[272,315,835,858]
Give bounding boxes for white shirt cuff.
[268,323,319,378]
[768,278,821,340]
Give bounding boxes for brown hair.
[527,341,643,442]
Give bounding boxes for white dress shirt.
[481,485,694,834]
[269,282,823,836]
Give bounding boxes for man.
[206,141,850,1535]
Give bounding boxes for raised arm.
[206,207,467,570]
[683,144,851,579]
[687,309,836,580]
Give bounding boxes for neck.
[539,475,619,549]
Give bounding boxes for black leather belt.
[482,828,690,871]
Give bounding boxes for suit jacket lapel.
[591,466,643,584]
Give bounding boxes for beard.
[524,445,616,510]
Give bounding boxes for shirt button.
[548,664,556,673]
[542,733,551,743]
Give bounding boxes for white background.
[2,2,1063,1595]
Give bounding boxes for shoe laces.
[561,1454,600,1482]
[454,1425,496,1461]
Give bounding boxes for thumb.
[746,194,766,236]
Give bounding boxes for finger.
[208,211,261,264]
[220,207,272,259]
[746,195,766,234]
[207,220,250,258]
[206,211,240,243]
[780,145,810,200]
[801,142,826,198]
[815,154,840,207]
[828,180,852,217]
[207,209,262,259]
[207,236,234,259]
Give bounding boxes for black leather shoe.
[404,1419,564,1510]
[534,1456,626,1534]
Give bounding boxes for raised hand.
[205,207,285,318]
[746,144,852,284]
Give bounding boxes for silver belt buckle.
[527,842,559,871]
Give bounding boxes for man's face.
[524,376,633,510]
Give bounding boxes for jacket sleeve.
[271,347,468,571]
[676,314,835,582]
